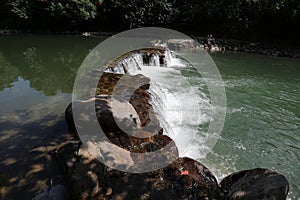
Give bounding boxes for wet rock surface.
[66,72,164,150]
[54,140,290,200]
[55,141,220,200]
[220,168,289,200]
[195,37,300,58]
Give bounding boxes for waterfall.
[105,48,180,74]
[148,54,160,66]
[165,49,173,66]
[106,53,143,74]
[104,48,213,159]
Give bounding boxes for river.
[0,35,299,199]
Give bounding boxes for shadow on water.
[0,112,73,200]
[0,35,105,199]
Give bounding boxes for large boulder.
[158,157,220,199]
[108,157,220,200]
[54,141,219,200]
[54,141,110,200]
[65,96,141,139]
[65,72,163,150]
[220,168,289,200]
[96,72,160,130]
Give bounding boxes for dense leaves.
[110,0,178,28]
[0,0,299,40]
[50,0,98,24]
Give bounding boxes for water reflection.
[0,35,104,199]
[0,52,19,91]
[0,35,104,95]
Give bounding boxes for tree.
[109,0,178,28]
[6,0,31,19]
[50,0,99,25]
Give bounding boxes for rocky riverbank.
[1,29,299,58]
[49,141,289,200]
[194,36,300,58]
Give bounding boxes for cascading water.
[105,48,214,160]
[148,54,160,66]
[106,53,142,74]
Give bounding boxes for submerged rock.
[220,168,289,200]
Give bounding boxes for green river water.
[0,35,299,199]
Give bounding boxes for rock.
[65,103,77,134]
[32,184,68,200]
[96,72,123,95]
[162,157,220,199]
[32,190,48,200]
[107,156,220,199]
[48,185,69,200]
[55,141,109,200]
[66,95,141,139]
[55,140,219,200]
[193,36,300,57]
[66,97,164,152]
[220,168,289,200]
[83,133,178,171]
[167,39,199,50]
[66,72,163,147]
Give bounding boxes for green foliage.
[175,0,300,35]
[1,0,300,40]
[0,52,19,91]
[50,0,98,24]
[111,0,178,28]
[7,0,31,19]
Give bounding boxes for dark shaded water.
[0,35,105,199]
[0,35,299,199]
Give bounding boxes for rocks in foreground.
[54,141,221,200]
[220,168,289,200]
[54,141,289,200]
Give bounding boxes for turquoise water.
[0,35,299,199]
[208,52,300,199]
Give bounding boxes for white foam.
[135,62,213,158]
[105,49,214,161]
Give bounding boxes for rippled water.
[208,52,300,199]
[140,51,300,199]
[0,35,299,199]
